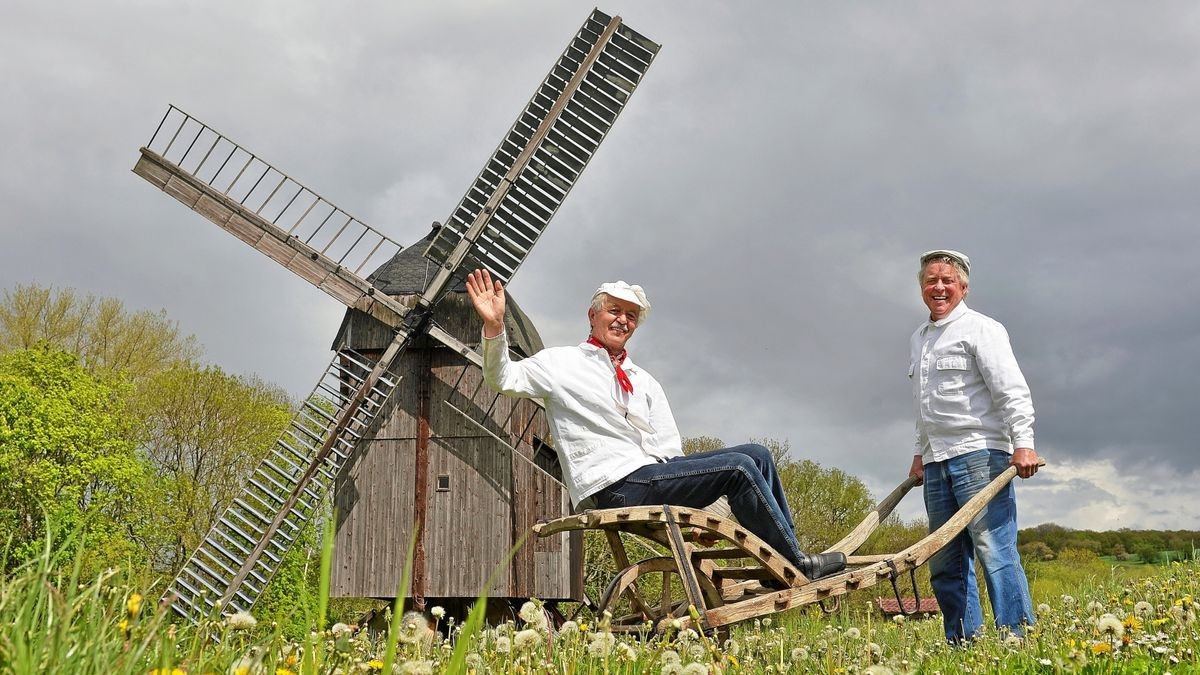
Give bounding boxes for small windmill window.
[436,475,450,492]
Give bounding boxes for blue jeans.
[592,443,806,567]
[924,448,1035,642]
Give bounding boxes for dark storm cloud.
[3,1,1198,527]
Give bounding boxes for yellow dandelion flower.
[1152,618,1170,627]
[118,619,129,634]
[275,669,295,675]
[127,593,144,617]
[233,668,250,675]
[1123,598,1133,606]
[1090,642,1112,655]
[1123,615,1142,632]
[368,660,384,671]
[285,653,299,667]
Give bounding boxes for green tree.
[0,284,199,382]
[129,364,292,574]
[0,346,151,574]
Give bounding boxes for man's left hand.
[1011,447,1040,479]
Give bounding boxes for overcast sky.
[4,1,1198,531]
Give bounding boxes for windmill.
[132,9,659,622]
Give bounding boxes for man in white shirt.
[908,249,1040,642]
[466,268,847,582]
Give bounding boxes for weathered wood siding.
[331,295,580,601]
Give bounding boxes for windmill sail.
[133,107,410,329]
[422,9,660,290]
[165,348,398,620]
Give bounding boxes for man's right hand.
[908,454,924,485]
[465,269,506,338]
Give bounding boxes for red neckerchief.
[587,336,634,394]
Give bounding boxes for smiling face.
[588,294,641,353]
[921,261,967,321]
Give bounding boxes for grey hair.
[918,255,970,287]
[590,293,648,323]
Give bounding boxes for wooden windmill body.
[330,230,579,608]
[131,9,660,620]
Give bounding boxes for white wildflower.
[616,642,637,660]
[224,611,257,631]
[688,644,706,660]
[1097,613,1125,638]
[465,653,483,670]
[723,638,740,656]
[892,614,906,624]
[791,646,809,661]
[845,627,862,639]
[587,632,616,657]
[1086,600,1105,614]
[681,664,709,675]
[1004,635,1023,648]
[1037,603,1052,615]
[399,660,433,675]
[519,600,547,629]
[1134,601,1154,617]
[1061,594,1076,607]
[331,622,352,637]
[661,649,681,664]
[660,665,684,675]
[495,636,511,654]
[513,628,543,651]
[559,620,580,636]
[430,606,446,619]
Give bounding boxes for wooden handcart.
[533,462,1039,635]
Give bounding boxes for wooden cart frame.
[534,462,1038,635]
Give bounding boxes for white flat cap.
[920,249,971,274]
[593,281,651,318]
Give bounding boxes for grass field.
[1,542,1197,674]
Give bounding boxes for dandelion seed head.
[845,627,862,639]
[495,635,511,653]
[681,664,709,675]
[617,642,637,660]
[399,660,433,674]
[1097,613,1125,637]
[559,620,580,635]
[224,611,257,631]
[791,647,809,661]
[1036,603,1051,615]
[430,606,445,619]
[661,649,681,664]
[513,628,543,651]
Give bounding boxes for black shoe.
[798,552,847,580]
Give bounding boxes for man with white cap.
[908,250,1040,642]
[465,268,847,582]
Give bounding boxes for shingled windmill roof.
[331,227,544,356]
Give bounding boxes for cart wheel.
[597,557,722,634]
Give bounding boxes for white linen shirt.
[481,330,683,506]
[910,303,1035,463]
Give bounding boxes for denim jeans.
[592,443,806,567]
[924,448,1035,642]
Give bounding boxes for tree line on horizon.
[1017,521,1200,564]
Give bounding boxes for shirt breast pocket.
[935,354,973,394]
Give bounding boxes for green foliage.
[1019,522,1200,563]
[0,283,199,382]
[128,364,292,574]
[0,346,150,575]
